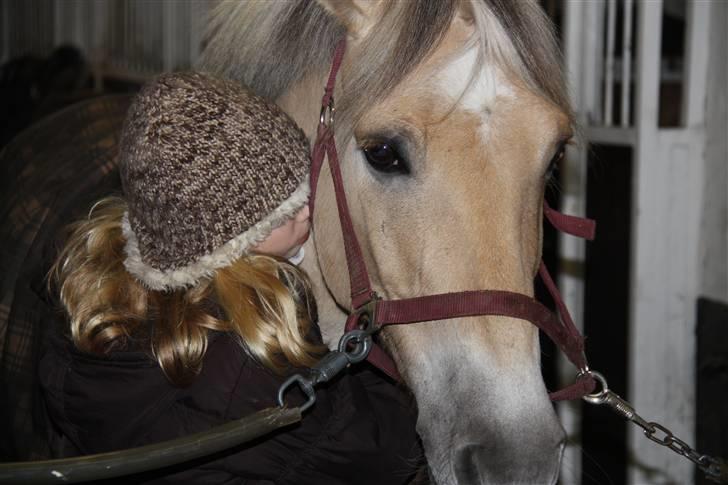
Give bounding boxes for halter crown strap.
[310,39,376,309]
[309,39,346,218]
[310,39,597,400]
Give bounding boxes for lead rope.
[0,407,302,484]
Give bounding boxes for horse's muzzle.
[452,425,565,484]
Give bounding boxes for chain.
[578,370,728,483]
[641,420,727,481]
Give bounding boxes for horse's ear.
[315,0,382,37]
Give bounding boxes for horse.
[201,1,575,483]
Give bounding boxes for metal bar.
[633,0,661,132]
[128,0,133,71]
[91,0,107,92]
[11,0,18,59]
[15,1,21,58]
[163,0,174,72]
[3,1,10,61]
[45,0,52,55]
[1,1,8,62]
[73,0,83,54]
[589,0,606,124]
[31,0,35,53]
[11,1,17,59]
[621,0,634,127]
[0,407,301,484]
[135,0,141,72]
[138,0,145,72]
[31,0,36,54]
[152,0,160,72]
[85,1,92,55]
[34,0,40,54]
[604,0,617,126]
[120,0,126,68]
[182,1,191,68]
[110,0,118,71]
[682,0,710,127]
[155,0,161,72]
[190,0,203,67]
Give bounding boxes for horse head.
[203,1,573,482]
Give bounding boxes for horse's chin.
[418,425,564,485]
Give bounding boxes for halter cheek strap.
[310,38,596,400]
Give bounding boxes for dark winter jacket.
[39,330,422,484]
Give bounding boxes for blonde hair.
[52,197,325,386]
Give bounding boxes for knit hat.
[119,71,310,291]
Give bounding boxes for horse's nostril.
[453,444,485,484]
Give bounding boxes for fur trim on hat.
[122,180,310,291]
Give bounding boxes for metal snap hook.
[277,374,316,412]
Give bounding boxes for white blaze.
[437,46,515,139]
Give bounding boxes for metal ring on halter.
[354,294,380,332]
[319,97,335,127]
[338,329,372,364]
[577,369,609,405]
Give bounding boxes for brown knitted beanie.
[119,71,310,290]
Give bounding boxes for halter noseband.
[309,39,596,400]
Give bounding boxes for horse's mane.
[200,0,572,128]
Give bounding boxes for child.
[39,72,420,484]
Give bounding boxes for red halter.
[309,39,596,401]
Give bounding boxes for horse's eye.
[362,142,410,175]
[546,143,566,179]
